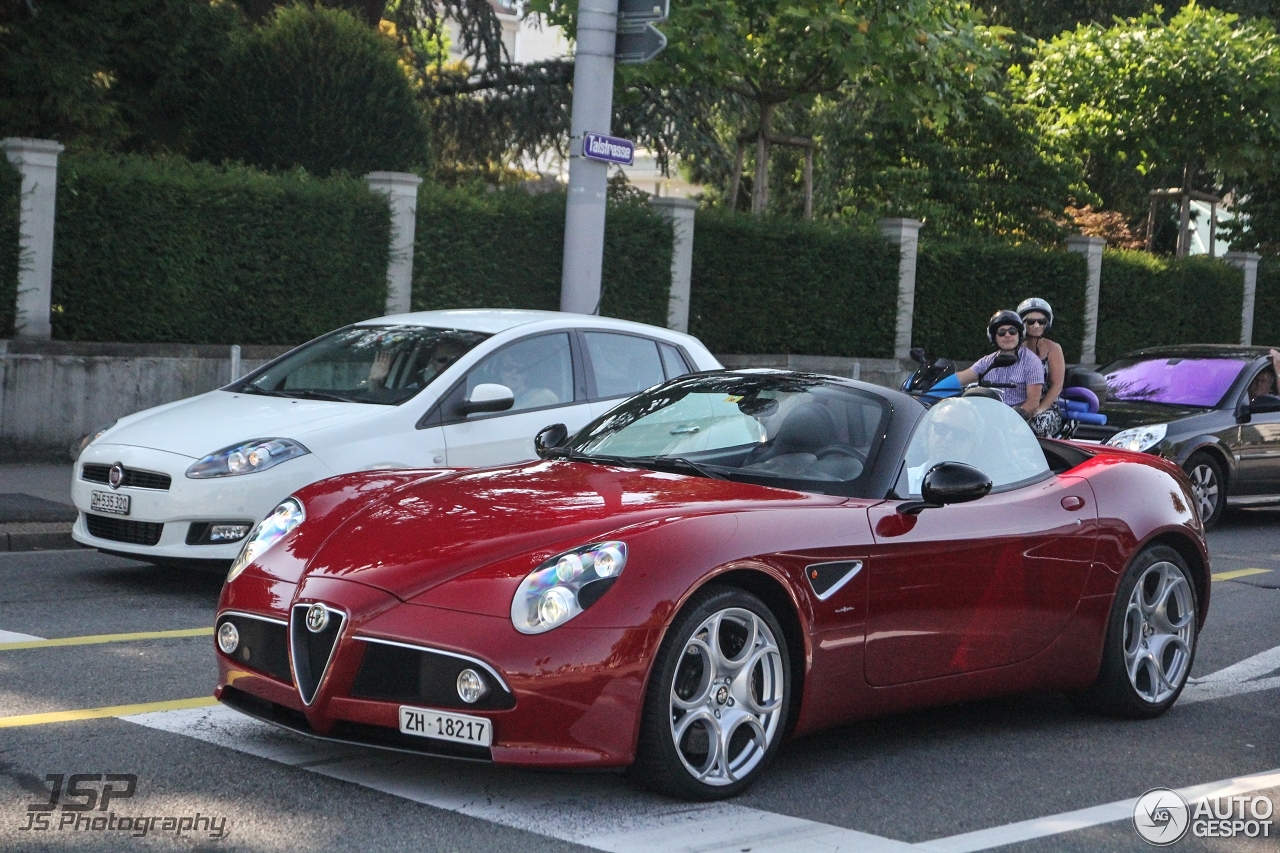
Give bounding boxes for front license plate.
[399,705,492,747]
[90,491,131,516]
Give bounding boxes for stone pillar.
[1066,235,1105,366]
[649,197,698,333]
[366,172,423,316]
[877,218,923,360]
[2,138,64,339]
[1224,251,1261,346]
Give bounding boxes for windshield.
[235,325,489,405]
[563,374,892,496]
[1103,356,1247,408]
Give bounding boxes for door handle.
[1061,495,1085,511]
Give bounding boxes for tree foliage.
[195,4,428,175]
[1014,3,1280,223]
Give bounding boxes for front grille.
[220,686,492,761]
[81,464,172,491]
[351,639,515,711]
[290,604,344,705]
[84,513,164,546]
[217,613,291,683]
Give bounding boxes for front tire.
[1084,545,1198,718]
[630,586,791,800]
[1184,451,1226,528]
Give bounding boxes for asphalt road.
[0,503,1277,852]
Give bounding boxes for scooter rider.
[956,310,1045,419]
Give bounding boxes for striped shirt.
[970,346,1045,407]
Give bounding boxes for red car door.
[864,476,1096,685]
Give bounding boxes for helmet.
[1016,297,1053,331]
[987,309,1025,345]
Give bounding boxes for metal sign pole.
[560,0,620,315]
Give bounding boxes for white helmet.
[1017,297,1053,331]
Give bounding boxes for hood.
[1097,399,1209,432]
[302,461,838,603]
[98,390,386,458]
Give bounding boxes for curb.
[0,522,77,552]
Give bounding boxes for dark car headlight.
[510,542,627,634]
[186,438,309,479]
[226,498,305,583]
[1106,423,1167,453]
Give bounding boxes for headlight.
[78,421,117,453]
[226,498,305,583]
[510,542,627,634]
[186,438,309,479]
[1105,423,1167,453]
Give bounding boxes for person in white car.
[71,310,721,567]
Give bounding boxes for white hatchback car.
[71,309,721,564]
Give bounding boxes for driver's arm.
[957,367,978,385]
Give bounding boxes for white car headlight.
[78,421,117,453]
[226,498,305,583]
[186,438,309,479]
[1106,423,1168,453]
[511,542,627,634]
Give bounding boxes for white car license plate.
[90,491,131,516]
[399,705,491,747]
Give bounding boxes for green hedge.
[1255,259,1280,349]
[0,158,19,337]
[1095,251,1244,365]
[688,213,899,356]
[52,153,390,344]
[913,241,1087,362]
[412,184,672,326]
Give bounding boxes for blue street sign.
[581,132,635,166]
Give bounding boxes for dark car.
[1072,345,1280,527]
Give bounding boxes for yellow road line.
[0,696,217,728]
[1212,568,1274,582]
[0,626,213,651]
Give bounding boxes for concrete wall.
[0,342,922,460]
[0,340,292,460]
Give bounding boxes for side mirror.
[458,383,515,416]
[923,461,994,504]
[1248,394,1280,415]
[992,351,1018,368]
[909,347,928,365]
[535,423,570,459]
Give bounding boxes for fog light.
[217,621,239,654]
[210,524,251,542]
[456,669,488,704]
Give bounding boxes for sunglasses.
[1024,317,1048,327]
[994,326,1020,337]
[930,422,973,441]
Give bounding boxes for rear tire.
[629,586,791,800]
[1184,451,1226,529]
[1083,545,1198,718]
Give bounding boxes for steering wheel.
[815,445,866,462]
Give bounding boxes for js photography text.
[18,773,228,840]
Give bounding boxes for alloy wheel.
[1122,560,1195,705]
[668,607,785,786]
[1187,463,1220,522]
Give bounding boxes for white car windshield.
[563,374,891,496]
[235,325,489,405]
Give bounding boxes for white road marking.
[0,629,43,643]
[123,705,915,853]
[1182,643,1280,704]
[917,768,1280,853]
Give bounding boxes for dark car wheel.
[1083,545,1198,718]
[630,586,791,800]
[1184,451,1226,528]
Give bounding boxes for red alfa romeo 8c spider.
[214,371,1210,800]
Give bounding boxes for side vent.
[805,560,863,601]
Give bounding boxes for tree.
[1013,3,1280,244]
[532,0,1009,215]
[195,4,427,175]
